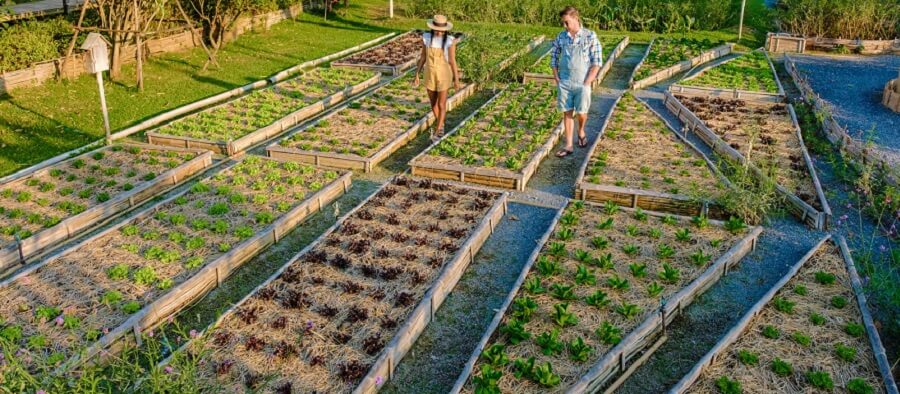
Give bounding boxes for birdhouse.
[81,32,111,74]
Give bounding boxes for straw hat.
[427,15,453,31]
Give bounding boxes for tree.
[180,0,254,72]
[90,0,169,87]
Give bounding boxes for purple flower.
[189,329,199,339]
[846,202,853,209]
[306,320,314,330]
[839,214,849,221]
[164,365,174,374]
[54,316,64,326]
[376,375,384,386]
[37,390,47,394]
[147,330,154,338]
[102,327,109,335]
[167,315,175,324]
[880,245,888,252]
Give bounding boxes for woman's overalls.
[424,36,452,92]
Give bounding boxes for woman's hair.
[559,6,579,19]
[428,29,450,50]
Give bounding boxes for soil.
[415,83,560,175]
[689,242,885,393]
[280,74,447,158]
[0,145,199,245]
[465,201,744,393]
[676,95,822,209]
[339,32,423,67]
[0,156,343,371]
[192,177,501,393]
[583,93,724,200]
[156,68,376,142]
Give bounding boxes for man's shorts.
[557,79,591,114]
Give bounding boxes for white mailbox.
[81,33,111,74]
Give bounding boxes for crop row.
[465,201,748,392]
[155,67,376,142]
[680,51,780,94]
[0,156,344,372]
[634,38,724,82]
[457,29,540,83]
[187,177,501,392]
[0,145,199,245]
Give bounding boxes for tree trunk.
[133,0,143,91]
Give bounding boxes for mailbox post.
[81,33,112,144]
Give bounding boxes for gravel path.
[790,54,900,152]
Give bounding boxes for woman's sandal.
[578,135,588,147]
[556,149,574,158]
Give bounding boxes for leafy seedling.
[535,329,564,356]
[615,302,641,319]
[647,282,664,297]
[553,303,578,327]
[480,344,509,368]
[500,319,530,344]
[568,337,592,362]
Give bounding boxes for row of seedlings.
[453,200,762,393]
[170,177,507,393]
[669,235,898,394]
[574,93,731,219]
[523,35,630,88]
[664,92,831,229]
[0,144,212,276]
[670,49,786,102]
[0,156,351,372]
[456,30,546,84]
[409,82,563,191]
[331,30,440,75]
[147,67,380,155]
[630,38,733,90]
[267,32,543,172]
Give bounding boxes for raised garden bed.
[174,177,507,392]
[669,235,898,394]
[0,144,212,276]
[575,93,730,218]
[0,156,350,372]
[523,36,629,88]
[670,50,786,102]
[147,67,381,155]
[457,31,545,84]
[409,82,563,191]
[664,92,832,229]
[452,200,762,393]
[631,38,733,90]
[331,31,434,75]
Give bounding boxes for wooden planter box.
[883,79,900,113]
[409,87,564,191]
[766,33,806,53]
[450,201,763,394]
[0,157,353,372]
[146,73,381,156]
[668,235,899,394]
[523,36,630,88]
[663,91,832,230]
[574,95,732,219]
[267,81,478,172]
[0,144,213,277]
[330,31,447,76]
[631,43,735,90]
[669,49,786,103]
[158,178,508,393]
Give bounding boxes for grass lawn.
[0,0,768,177]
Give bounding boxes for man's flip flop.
[578,135,587,147]
[556,149,574,157]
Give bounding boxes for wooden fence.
[0,144,212,278]
[784,54,898,187]
[631,43,734,90]
[667,235,899,394]
[0,5,302,95]
[663,91,832,230]
[766,32,900,54]
[668,49,785,103]
[450,201,763,394]
[523,36,630,88]
[146,72,381,155]
[573,95,732,219]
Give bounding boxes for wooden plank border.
[409,86,565,191]
[573,94,732,219]
[668,49,786,103]
[627,38,655,88]
[146,72,381,156]
[0,157,352,373]
[523,36,630,89]
[0,144,213,277]
[450,199,763,393]
[632,43,734,90]
[663,91,830,229]
[668,235,898,394]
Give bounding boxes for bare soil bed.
[676,95,822,209]
[0,156,345,371]
[686,242,886,393]
[463,200,749,393]
[336,31,423,68]
[187,177,501,392]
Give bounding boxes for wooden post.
[133,0,144,92]
[97,72,112,144]
[737,0,746,42]
[389,0,393,18]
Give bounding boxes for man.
[552,6,602,157]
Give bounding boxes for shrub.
[0,17,75,72]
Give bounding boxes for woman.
[414,14,461,139]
